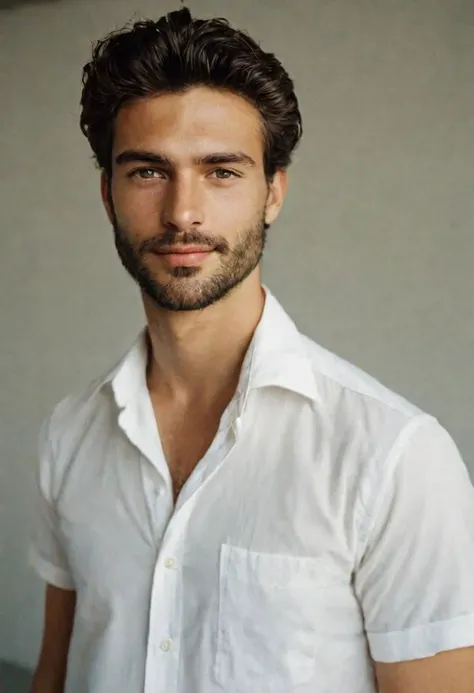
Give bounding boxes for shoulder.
[296,334,467,558]
[38,357,121,493]
[300,332,425,429]
[297,332,445,488]
[46,375,112,451]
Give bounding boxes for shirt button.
[164,557,176,569]
[160,639,172,652]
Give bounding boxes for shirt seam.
[355,412,438,567]
[366,611,474,637]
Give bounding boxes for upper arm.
[373,646,474,693]
[31,418,77,691]
[354,418,474,663]
[30,416,75,589]
[32,584,76,692]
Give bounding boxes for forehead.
[113,87,264,162]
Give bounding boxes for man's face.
[103,86,286,311]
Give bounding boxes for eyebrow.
[115,150,257,168]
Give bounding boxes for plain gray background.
[1,0,473,672]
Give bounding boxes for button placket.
[144,517,188,691]
[143,416,243,692]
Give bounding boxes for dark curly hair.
[80,7,302,180]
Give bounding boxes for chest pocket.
[214,544,347,692]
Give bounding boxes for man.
[30,7,474,693]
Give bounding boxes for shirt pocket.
[214,544,346,692]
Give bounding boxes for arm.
[31,584,76,693]
[353,418,474,687]
[30,415,77,691]
[374,646,474,692]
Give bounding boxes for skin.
[31,585,76,693]
[32,85,474,692]
[374,648,474,693]
[101,86,287,406]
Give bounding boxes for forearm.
[30,660,68,693]
[31,584,76,693]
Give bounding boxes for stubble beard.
[111,211,268,312]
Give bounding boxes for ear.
[264,169,288,226]
[100,172,114,224]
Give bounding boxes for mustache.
[139,230,229,255]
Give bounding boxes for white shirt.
[31,287,474,693]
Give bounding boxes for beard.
[111,205,269,312]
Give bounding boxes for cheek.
[113,187,161,232]
[213,205,260,240]
[210,184,266,222]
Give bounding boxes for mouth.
[153,246,214,267]
[156,245,213,255]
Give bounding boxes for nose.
[160,176,204,230]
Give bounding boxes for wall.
[0,0,473,669]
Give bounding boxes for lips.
[153,246,214,267]
[156,246,212,254]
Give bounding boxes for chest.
[57,392,359,574]
[151,400,227,501]
[57,411,366,693]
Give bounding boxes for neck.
[143,275,265,404]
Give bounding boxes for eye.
[210,168,240,180]
[129,168,164,180]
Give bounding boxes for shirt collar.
[109,285,319,410]
[246,286,319,403]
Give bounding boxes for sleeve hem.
[368,612,474,663]
[29,546,75,591]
